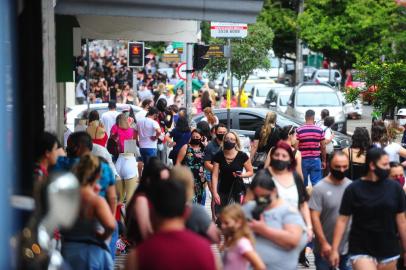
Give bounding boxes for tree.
[357,60,406,119]
[298,0,405,71]
[204,22,274,105]
[258,0,299,59]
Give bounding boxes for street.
[347,104,373,135]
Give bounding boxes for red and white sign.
[211,22,248,38]
[176,62,194,81]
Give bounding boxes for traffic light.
[128,42,144,67]
[193,44,210,70]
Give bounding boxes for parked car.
[192,107,351,150]
[66,103,142,131]
[285,83,347,134]
[266,88,294,114]
[311,69,342,87]
[304,66,317,81]
[245,82,285,106]
[337,91,363,119]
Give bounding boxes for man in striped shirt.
[297,109,327,186]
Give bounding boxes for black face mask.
[330,168,347,180]
[271,159,290,171]
[252,195,272,220]
[216,133,225,141]
[223,140,236,150]
[374,165,390,180]
[190,138,201,146]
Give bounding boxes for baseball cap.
[396,108,406,116]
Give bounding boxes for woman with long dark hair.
[176,129,206,205]
[343,127,371,180]
[86,110,108,147]
[330,147,406,270]
[166,116,192,164]
[125,157,170,245]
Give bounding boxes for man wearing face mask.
[330,147,406,270]
[309,151,352,270]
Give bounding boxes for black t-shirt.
[339,179,406,258]
[203,140,221,163]
[213,151,249,194]
[254,125,281,153]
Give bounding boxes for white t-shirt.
[76,79,86,98]
[135,109,148,123]
[135,117,160,149]
[101,110,120,137]
[322,126,334,154]
[273,177,299,209]
[384,142,403,162]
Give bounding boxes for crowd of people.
[27,97,406,270]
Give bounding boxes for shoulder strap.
[349,148,354,179]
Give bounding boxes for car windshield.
[296,92,341,107]
[279,95,290,106]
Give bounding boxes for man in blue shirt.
[53,131,118,258]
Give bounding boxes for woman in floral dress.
[176,129,206,204]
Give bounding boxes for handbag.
[252,152,268,168]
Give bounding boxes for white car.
[66,103,142,132]
[285,83,347,134]
[337,91,363,119]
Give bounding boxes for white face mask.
[399,119,406,126]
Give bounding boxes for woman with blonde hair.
[110,113,138,203]
[250,111,281,169]
[220,204,265,270]
[202,107,219,129]
[212,131,254,217]
[62,154,116,269]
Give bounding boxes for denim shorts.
[349,254,400,265]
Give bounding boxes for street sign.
[128,42,144,68]
[176,62,194,81]
[211,22,248,38]
[205,45,224,58]
[161,53,180,63]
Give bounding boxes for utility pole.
[295,0,304,85]
[86,39,90,112]
[226,38,232,130]
[186,43,193,122]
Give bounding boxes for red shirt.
[137,229,216,270]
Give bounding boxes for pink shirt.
[110,125,134,153]
[223,237,253,270]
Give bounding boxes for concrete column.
[42,0,57,132]
[56,82,66,142]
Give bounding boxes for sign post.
[211,22,247,130]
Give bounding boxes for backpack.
[107,132,120,160]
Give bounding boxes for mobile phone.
[235,171,242,175]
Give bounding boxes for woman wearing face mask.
[389,162,406,192]
[264,125,303,180]
[176,129,206,205]
[330,147,406,270]
[243,169,307,270]
[212,131,254,216]
[261,142,312,242]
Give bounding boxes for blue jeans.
[302,158,322,186]
[140,148,157,164]
[109,221,118,261]
[315,253,351,270]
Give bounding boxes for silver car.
[311,69,342,86]
[285,83,347,134]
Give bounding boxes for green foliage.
[258,0,298,58]
[204,22,274,90]
[343,87,361,105]
[145,42,166,56]
[357,60,406,117]
[200,22,211,44]
[297,0,405,69]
